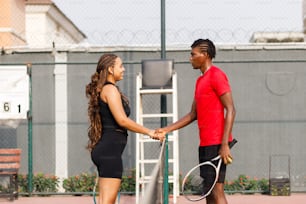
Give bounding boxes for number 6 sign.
[0,66,29,119]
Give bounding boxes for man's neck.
[201,63,213,74]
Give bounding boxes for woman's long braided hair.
[85,54,118,151]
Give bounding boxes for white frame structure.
[135,71,179,204]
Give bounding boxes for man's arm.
[219,92,236,163]
[158,99,197,134]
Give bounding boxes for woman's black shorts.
[91,130,127,179]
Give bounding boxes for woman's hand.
[154,128,167,141]
[147,129,165,141]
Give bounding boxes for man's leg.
[206,183,227,204]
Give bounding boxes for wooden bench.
[0,149,21,201]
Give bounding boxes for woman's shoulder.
[101,83,120,101]
[103,83,119,92]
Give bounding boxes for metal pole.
[161,0,166,59]
[161,95,168,204]
[160,0,167,129]
[161,1,169,203]
[163,134,169,204]
[160,0,167,128]
[27,63,33,195]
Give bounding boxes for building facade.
[0,0,86,48]
[0,0,26,47]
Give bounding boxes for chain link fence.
[1,46,306,195]
[50,0,304,45]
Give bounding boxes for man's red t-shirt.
[194,66,233,146]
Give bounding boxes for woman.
[86,54,162,204]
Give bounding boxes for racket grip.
[229,139,238,149]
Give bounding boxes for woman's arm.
[103,85,159,139]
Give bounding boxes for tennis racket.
[181,139,237,202]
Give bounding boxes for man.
[157,39,236,204]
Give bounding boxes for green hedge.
[9,172,269,194]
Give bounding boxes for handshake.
[147,128,167,141]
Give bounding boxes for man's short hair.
[191,39,216,59]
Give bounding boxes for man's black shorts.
[198,144,227,183]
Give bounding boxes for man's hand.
[147,129,165,141]
[219,144,233,165]
[154,128,167,141]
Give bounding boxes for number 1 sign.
[0,66,29,119]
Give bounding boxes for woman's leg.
[98,177,121,204]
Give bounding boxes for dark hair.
[191,39,216,59]
[85,53,118,151]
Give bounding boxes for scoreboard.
[0,66,29,119]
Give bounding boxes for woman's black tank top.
[99,82,130,135]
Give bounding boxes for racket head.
[182,161,218,202]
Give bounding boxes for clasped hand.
[147,128,167,141]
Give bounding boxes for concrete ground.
[0,193,306,204]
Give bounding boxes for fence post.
[27,63,33,195]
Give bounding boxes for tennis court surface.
[0,193,306,204]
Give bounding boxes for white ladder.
[135,71,179,204]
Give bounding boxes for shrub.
[62,173,97,192]
[63,170,136,193]
[17,173,59,193]
[16,172,269,195]
[224,175,269,194]
[120,169,136,193]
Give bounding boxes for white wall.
[26,4,85,48]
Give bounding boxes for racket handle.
[229,139,238,149]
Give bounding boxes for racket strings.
[182,139,237,202]
[200,165,217,195]
[183,163,217,200]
